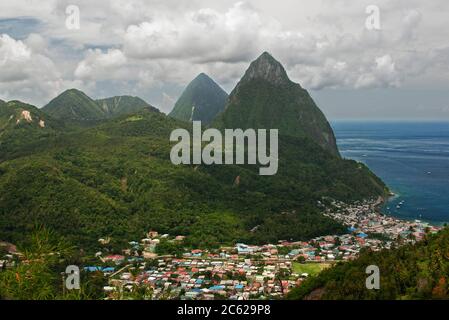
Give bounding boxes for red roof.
[105,255,125,260]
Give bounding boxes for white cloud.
[355,55,400,88]
[398,9,422,42]
[24,34,48,54]
[75,49,127,80]
[0,34,66,105]
[123,2,268,63]
[0,0,449,112]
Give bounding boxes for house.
[209,285,225,292]
[236,243,254,254]
[357,232,368,239]
[185,290,200,299]
[84,266,102,272]
[143,252,158,260]
[104,255,125,264]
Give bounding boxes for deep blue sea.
[332,121,449,225]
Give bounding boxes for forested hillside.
[0,52,387,252]
[288,227,449,300]
[0,107,385,251]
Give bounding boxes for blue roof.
[84,266,115,272]
[235,284,244,289]
[357,232,368,238]
[102,267,115,272]
[84,266,101,272]
[209,285,225,291]
[289,249,301,256]
[348,227,357,232]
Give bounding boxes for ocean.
[332,121,449,225]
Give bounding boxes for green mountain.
[42,89,106,121]
[1,100,58,129]
[42,89,158,122]
[0,110,385,252]
[0,100,62,160]
[288,227,449,300]
[169,73,228,124]
[96,95,159,117]
[0,55,387,251]
[214,52,339,156]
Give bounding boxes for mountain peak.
[169,74,228,124]
[215,52,339,157]
[241,52,290,86]
[62,88,87,96]
[193,72,214,83]
[258,51,277,63]
[43,89,105,121]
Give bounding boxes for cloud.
[74,48,127,80]
[0,34,67,105]
[116,1,446,93]
[355,55,400,88]
[0,0,449,112]
[161,92,176,112]
[123,2,268,63]
[398,9,422,42]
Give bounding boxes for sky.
[0,0,448,120]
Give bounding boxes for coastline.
[334,121,449,227]
[323,197,441,243]
[380,190,448,227]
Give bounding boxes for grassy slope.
[292,263,332,276]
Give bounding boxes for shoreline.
[324,197,442,244]
[379,191,448,227]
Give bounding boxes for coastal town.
[0,197,442,300]
[86,197,442,300]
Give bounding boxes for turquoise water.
[332,121,449,225]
